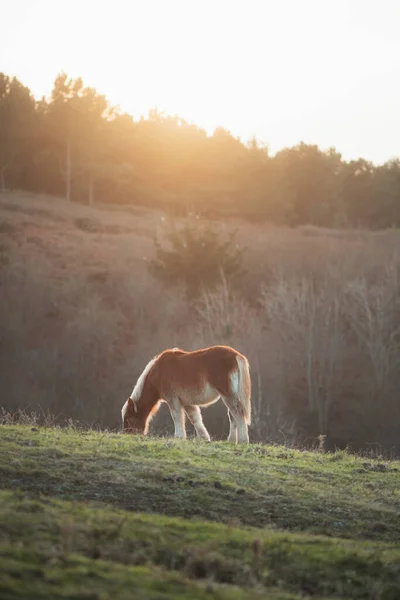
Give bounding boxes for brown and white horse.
[121,345,251,444]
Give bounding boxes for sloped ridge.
[0,425,399,599]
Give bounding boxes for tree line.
[2,70,400,228]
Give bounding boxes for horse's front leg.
[168,399,187,439]
[185,406,211,441]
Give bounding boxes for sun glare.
[3,0,400,163]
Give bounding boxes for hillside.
[2,191,400,452]
[0,423,400,599]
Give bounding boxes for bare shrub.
[345,263,400,396]
[338,261,400,447]
[260,273,347,436]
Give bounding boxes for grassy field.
[1,424,400,599]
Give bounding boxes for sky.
[2,0,400,164]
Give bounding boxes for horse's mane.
[130,354,159,403]
[130,348,187,404]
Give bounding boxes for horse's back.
[152,345,245,400]
[161,344,243,359]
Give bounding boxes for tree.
[149,215,246,297]
[45,73,113,203]
[72,85,114,205]
[341,159,377,227]
[0,74,36,191]
[272,143,343,226]
[234,137,275,221]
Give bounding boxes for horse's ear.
[127,397,138,413]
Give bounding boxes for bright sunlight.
[3,0,400,163]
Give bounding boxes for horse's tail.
[236,354,252,425]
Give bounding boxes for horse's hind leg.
[222,396,249,444]
[227,409,238,444]
[235,415,249,444]
[185,406,211,441]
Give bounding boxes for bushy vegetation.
[2,71,400,228]
[150,215,245,297]
[0,422,399,599]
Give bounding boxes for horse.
[121,345,252,444]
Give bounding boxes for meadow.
[2,191,400,598]
[1,421,399,599]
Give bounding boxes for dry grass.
[2,190,400,451]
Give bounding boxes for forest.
[2,71,400,228]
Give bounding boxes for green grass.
[0,425,400,599]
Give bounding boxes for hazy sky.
[2,0,400,164]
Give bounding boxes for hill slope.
[3,191,400,452]
[0,424,399,599]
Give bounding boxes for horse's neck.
[137,382,158,417]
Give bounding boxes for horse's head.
[121,397,145,434]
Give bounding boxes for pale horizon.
[2,0,400,165]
